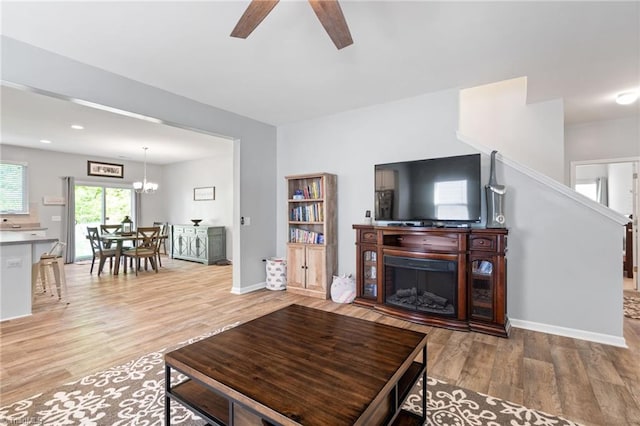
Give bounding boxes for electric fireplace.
[383,255,457,317]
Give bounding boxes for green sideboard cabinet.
[171,225,226,265]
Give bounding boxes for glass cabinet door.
[470,258,494,320]
[362,249,378,299]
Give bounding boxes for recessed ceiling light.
[616,91,639,105]
[70,124,84,130]
[40,139,52,144]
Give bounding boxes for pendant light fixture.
[133,147,158,194]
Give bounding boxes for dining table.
[100,233,167,275]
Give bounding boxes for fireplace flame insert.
[384,255,457,317]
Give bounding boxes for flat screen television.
[374,153,481,225]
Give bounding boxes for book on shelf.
[289,203,324,222]
[289,227,324,244]
[296,179,323,200]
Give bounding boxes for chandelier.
[133,147,158,194]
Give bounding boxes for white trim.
[510,318,627,348]
[456,132,630,226]
[75,180,134,189]
[572,156,640,166]
[0,313,32,322]
[231,281,266,295]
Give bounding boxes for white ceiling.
[0,85,231,164]
[0,1,638,158]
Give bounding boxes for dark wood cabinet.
[467,229,508,336]
[353,225,510,337]
[354,227,380,305]
[624,221,633,279]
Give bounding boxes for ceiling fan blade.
[230,0,280,39]
[308,0,353,49]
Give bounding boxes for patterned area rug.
[624,295,640,319]
[0,324,582,426]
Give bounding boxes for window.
[575,182,597,202]
[0,161,28,214]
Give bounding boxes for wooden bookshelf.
[285,173,337,299]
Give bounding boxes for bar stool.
[32,241,68,303]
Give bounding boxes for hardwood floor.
[1,258,639,425]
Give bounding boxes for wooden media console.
[353,224,510,337]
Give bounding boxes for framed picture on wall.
[87,161,124,178]
[194,186,215,201]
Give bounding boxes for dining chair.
[123,226,160,275]
[87,227,117,276]
[152,222,168,254]
[100,224,122,248]
[32,241,68,302]
[152,221,168,266]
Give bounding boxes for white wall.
[608,162,634,216]
[163,143,234,259]
[459,77,565,182]
[0,144,165,236]
[277,88,475,272]
[278,86,625,345]
[2,36,277,291]
[565,117,640,183]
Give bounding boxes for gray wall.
[277,88,472,271]
[565,117,640,184]
[277,87,626,345]
[0,144,231,321]
[163,145,234,260]
[0,144,236,261]
[0,144,165,233]
[2,36,277,291]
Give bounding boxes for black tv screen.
[374,153,481,224]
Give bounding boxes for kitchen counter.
[0,234,56,245]
[1,228,48,240]
[0,227,48,232]
[0,235,59,321]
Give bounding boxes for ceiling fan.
[230,0,353,50]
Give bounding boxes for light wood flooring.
[1,258,639,425]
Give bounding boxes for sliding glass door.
[74,184,134,260]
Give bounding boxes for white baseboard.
[0,312,32,322]
[510,318,627,348]
[230,281,266,295]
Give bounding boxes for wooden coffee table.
[164,304,427,425]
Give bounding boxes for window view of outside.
[0,161,28,214]
[75,185,133,260]
[575,182,597,202]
